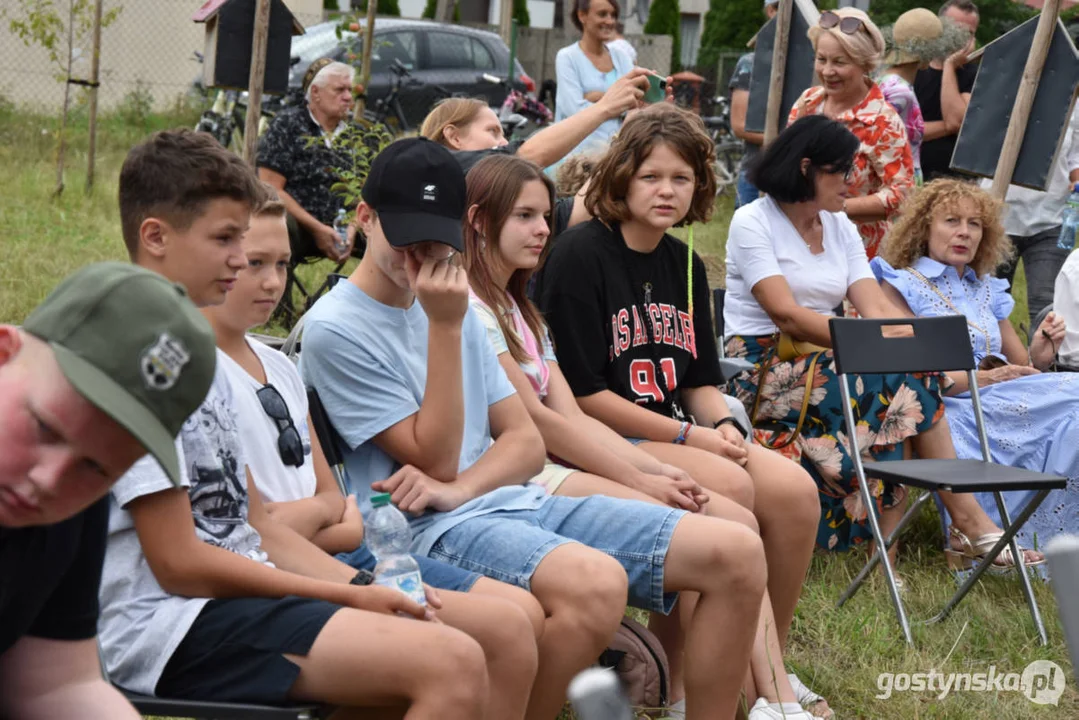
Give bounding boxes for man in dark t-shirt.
[0,263,214,718]
[914,0,980,181]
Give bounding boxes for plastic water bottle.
[332,208,350,256]
[366,493,426,606]
[1057,184,1079,250]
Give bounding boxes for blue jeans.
[427,494,685,614]
[996,226,1069,329]
[735,170,760,209]
[336,544,481,592]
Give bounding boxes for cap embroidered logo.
[423,184,438,202]
[140,332,191,390]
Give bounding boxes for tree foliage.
[353,0,402,16]
[696,0,1041,74]
[514,0,531,27]
[5,0,122,78]
[644,0,681,73]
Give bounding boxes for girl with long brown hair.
[463,151,833,720]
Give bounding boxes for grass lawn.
[3,106,1072,719]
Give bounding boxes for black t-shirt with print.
[536,219,721,419]
[0,497,109,657]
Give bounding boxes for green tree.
[697,0,762,71]
[865,0,1033,46]
[644,0,681,73]
[353,0,401,15]
[513,0,530,26]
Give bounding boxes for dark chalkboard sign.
[951,16,1079,191]
[745,0,820,136]
[194,0,304,94]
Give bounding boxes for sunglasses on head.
[256,384,305,468]
[819,11,865,35]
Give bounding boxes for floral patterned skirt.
[725,334,947,552]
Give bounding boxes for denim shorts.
[337,543,481,593]
[427,494,686,614]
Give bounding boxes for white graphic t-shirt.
[97,366,268,695]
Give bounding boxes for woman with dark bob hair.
[538,104,836,720]
[722,116,1042,570]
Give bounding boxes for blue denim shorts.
[336,544,482,593]
[427,494,685,614]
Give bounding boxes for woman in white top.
[724,115,1036,567]
[555,0,635,159]
[203,189,549,720]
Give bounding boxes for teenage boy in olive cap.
[0,262,216,719]
[97,129,491,719]
[302,137,767,720]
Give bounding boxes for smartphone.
[644,74,667,104]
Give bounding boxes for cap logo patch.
[140,333,190,390]
[423,184,438,202]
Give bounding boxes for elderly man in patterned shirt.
[258,59,357,262]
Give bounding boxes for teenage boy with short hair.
[301,136,768,720]
[0,262,216,720]
[97,129,491,719]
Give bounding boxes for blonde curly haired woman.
[873,179,1075,558]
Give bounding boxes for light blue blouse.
[871,256,1015,364]
[554,41,634,158]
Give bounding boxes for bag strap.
[750,340,823,451]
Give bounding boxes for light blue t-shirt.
[300,281,548,554]
[554,41,634,159]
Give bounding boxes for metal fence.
[0,0,323,112]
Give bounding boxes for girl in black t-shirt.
[537,104,833,719]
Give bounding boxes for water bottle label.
[375,571,427,606]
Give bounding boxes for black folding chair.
[829,315,1066,645]
[307,387,351,496]
[711,287,754,382]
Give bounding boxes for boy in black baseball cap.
[0,262,215,718]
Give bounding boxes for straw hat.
[884,9,944,66]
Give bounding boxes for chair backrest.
[307,388,345,469]
[712,287,726,358]
[829,316,976,376]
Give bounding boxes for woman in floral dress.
[723,116,1042,566]
[789,8,915,258]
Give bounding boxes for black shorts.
[155,596,340,704]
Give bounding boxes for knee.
[788,465,822,528]
[484,600,541,679]
[424,633,489,716]
[548,548,628,642]
[701,524,768,598]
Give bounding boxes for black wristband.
[350,569,375,586]
[713,416,748,437]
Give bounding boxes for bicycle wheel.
[714,141,743,198]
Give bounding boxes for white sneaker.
[664,698,686,719]
[747,697,817,720]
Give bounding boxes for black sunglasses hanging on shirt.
[256,384,306,468]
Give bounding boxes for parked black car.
[289,19,535,129]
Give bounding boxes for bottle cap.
[371,492,392,507]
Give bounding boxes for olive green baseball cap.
[22,262,216,486]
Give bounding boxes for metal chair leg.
[927,489,1050,639]
[995,489,1051,645]
[838,492,931,608]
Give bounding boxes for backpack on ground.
[597,617,670,714]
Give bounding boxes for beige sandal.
[945,526,1045,574]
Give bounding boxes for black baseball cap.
[361,137,466,252]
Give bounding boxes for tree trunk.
[86,0,104,192]
[54,0,76,198]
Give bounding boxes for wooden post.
[763,0,792,146]
[989,0,1062,199]
[354,0,378,116]
[54,0,76,197]
[243,0,271,166]
[85,0,104,192]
